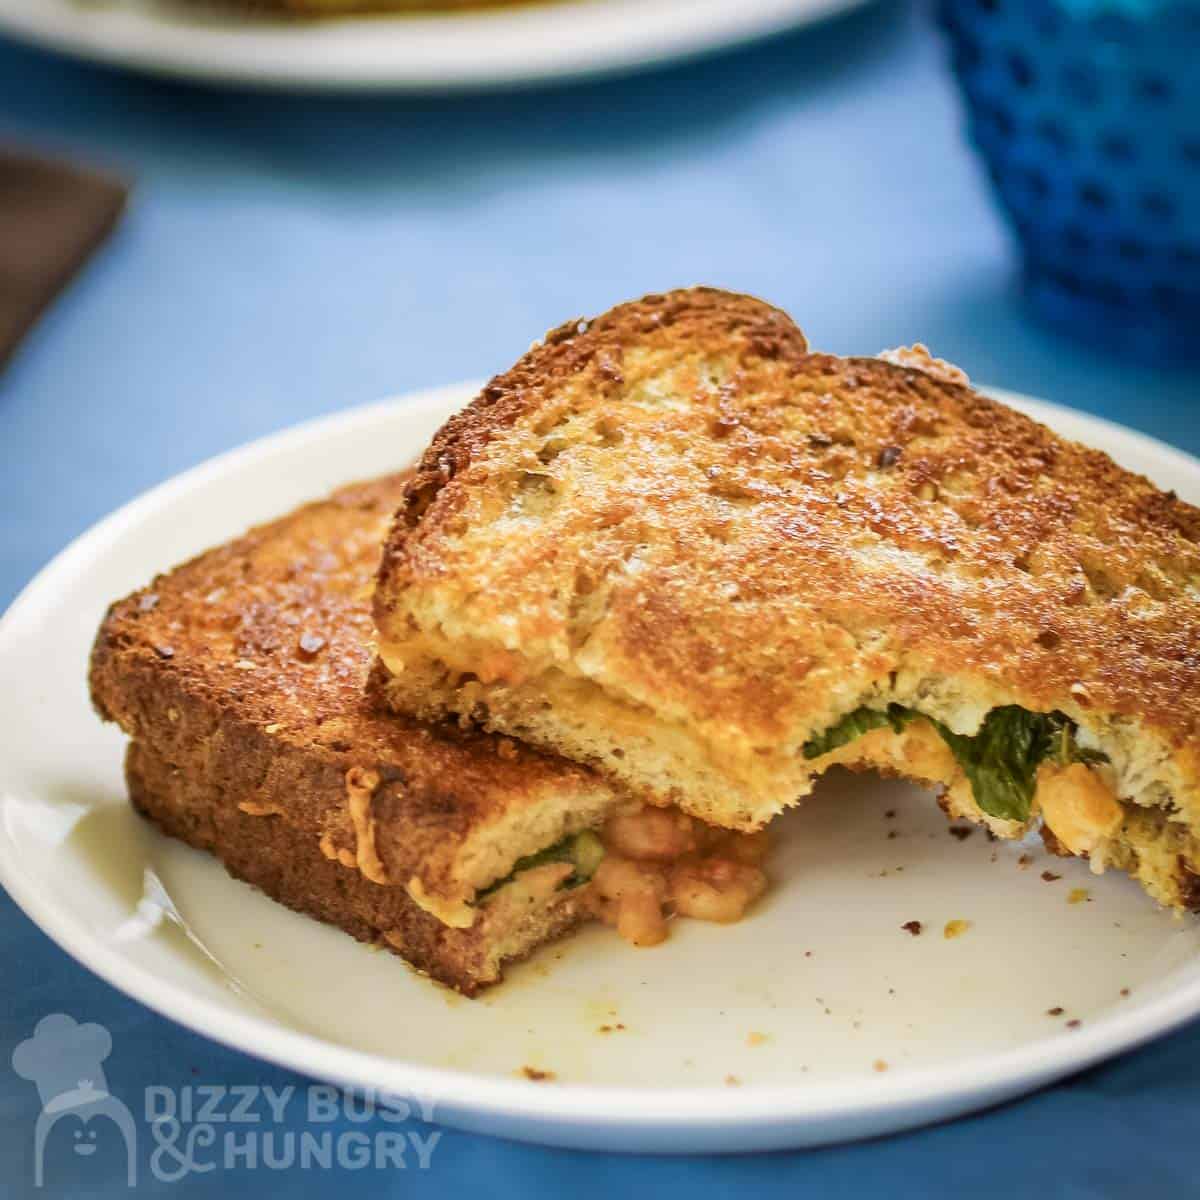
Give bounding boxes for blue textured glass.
[937,0,1200,362]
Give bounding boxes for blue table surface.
[2,4,1199,1196]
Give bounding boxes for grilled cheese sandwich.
[90,471,768,992]
[373,287,1200,910]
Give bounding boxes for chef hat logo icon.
[12,1014,137,1187]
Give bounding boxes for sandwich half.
[90,472,767,993]
[373,287,1200,911]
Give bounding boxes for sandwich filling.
[803,702,1131,861]
[803,704,1107,824]
[381,628,1180,902]
[476,802,769,948]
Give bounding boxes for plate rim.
[0,0,867,92]
[2,379,1200,1148]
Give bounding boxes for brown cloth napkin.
[0,147,129,371]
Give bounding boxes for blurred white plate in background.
[0,0,868,91]
[2,382,1200,1152]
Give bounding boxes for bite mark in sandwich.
[372,287,1200,913]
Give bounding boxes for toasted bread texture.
[89,474,620,992]
[125,740,588,995]
[373,287,1200,910]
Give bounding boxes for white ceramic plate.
[2,381,1200,1153]
[0,0,866,91]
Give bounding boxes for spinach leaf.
[802,704,917,759]
[1045,718,1109,768]
[476,830,605,902]
[926,706,1053,823]
[803,702,1108,823]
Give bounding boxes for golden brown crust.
[88,473,611,947]
[374,287,1200,828]
[125,741,586,995]
[389,287,807,548]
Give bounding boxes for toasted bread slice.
[123,739,590,994]
[373,288,1200,910]
[89,474,625,993]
